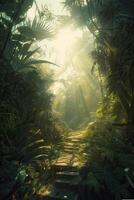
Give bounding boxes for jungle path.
[41,130,87,200]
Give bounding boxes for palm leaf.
[23,59,60,67]
[18,16,54,41]
[23,47,40,62]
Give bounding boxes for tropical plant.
[64,1,134,199]
[81,120,134,200]
[0,127,51,199]
[64,0,134,132]
[0,1,62,199]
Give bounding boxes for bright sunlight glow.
[54,27,82,51]
[51,27,82,94]
[53,27,82,64]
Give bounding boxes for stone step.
[52,164,78,172]
[65,139,81,143]
[64,144,80,149]
[63,149,79,153]
[55,179,79,191]
[56,171,79,178]
[66,136,82,140]
[56,155,72,160]
[63,147,79,151]
[64,142,79,145]
[55,176,81,185]
[56,174,81,184]
[62,145,80,150]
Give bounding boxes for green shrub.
[82,120,134,199]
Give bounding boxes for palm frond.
[18,16,54,41]
[23,59,60,67]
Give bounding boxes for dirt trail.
[42,130,86,200]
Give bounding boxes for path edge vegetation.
[0,1,65,199]
[64,0,134,199]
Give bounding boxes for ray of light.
[53,27,82,64]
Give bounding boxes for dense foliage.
[82,121,134,199]
[0,1,63,199]
[64,0,134,128]
[64,0,134,199]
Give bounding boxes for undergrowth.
[80,120,134,200]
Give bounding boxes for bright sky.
[36,0,65,14]
[27,0,66,19]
